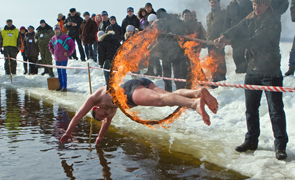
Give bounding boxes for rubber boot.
[285,65,295,76]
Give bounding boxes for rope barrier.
[2,57,295,93]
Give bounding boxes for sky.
[0,0,294,38]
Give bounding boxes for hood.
[36,23,53,31]
[98,30,115,42]
[4,25,16,30]
[57,16,66,22]
[246,7,274,21]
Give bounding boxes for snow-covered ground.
[0,42,294,179]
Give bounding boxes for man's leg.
[76,38,86,61]
[93,41,98,62]
[162,60,172,92]
[103,59,112,84]
[70,37,78,60]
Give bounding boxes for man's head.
[110,16,116,25]
[252,0,271,16]
[127,7,134,17]
[182,9,192,22]
[191,10,197,20]
[54,25,61,36]
[101,11,109,21]
[156,8,167,19]
[92,106,109,121]
[209,0,221,10]
[58,13,63,20]
[145,2,153,13]
[27,26,34,33]
[91,13,96,20]
[40,19,46,27]
[83,11,90,21]
[20,26,26,34]
[6,19,12,27]
[70,8,76,17]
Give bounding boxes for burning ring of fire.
[108,28,215,129]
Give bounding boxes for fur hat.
[126,25,135,32]
[147,14,157,22]
[252,0,271,6]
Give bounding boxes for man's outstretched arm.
[95,114,116,146]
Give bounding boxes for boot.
[284,65,295,76]
[235,142,257,152]
[41,68,48,76]
[276,149,287,160]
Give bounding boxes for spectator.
[93,14,102,63]
[206,0,227,84]
[99,11,110,32]
[49,25,75,92]
[224,0,253,73]
[105,16,122,42]
[91,14,96,21]
[191,10,197,20]
[64,8,85,61]
[285,0,295,76]
[35,19,55,77]
[20,26,28,74]
[23,26,39,75]
[147,14,157,25]
[57,13,68,35]
[0,19,21,75]
[124,25,139,41]
[138,8,148,30]
[121,7,140,37]
[97,31,121,83]
[215,0,288,160]
[145,3,157,26]
[79,11,98,60]
[271,0,289,17]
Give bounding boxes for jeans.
[84,43,93,60]
[93,41,98,62]
[103,59,112,84]
[244,73,288,150]
[56,60,68,88]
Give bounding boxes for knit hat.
[70,8,76,13]
[110,16,116,21]
[145,3,152,8]
[54,25,61,31]
[252,0,271,6]
[83,11,90,17]
[147,14,157,22]
[91,13,96,18]
[6,19,12,23]
[58,13,63,17]
[40,19,46,24]
[27,25,34,30]
[20,26,26,31]
[127,7,134,12]
[102,11,108,16]
[97,31,105,38]
[126,25,135,32]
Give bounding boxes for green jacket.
[291,0,295,22]
[223,8,282,76]
[206,7,227,41]
[35,23,54,47]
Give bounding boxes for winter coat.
[20,33,25,55]
[57,16,68,34]
[48,33,75,61]
[0,25,21,48]
[224,0,253,31]
[271,0,289,16]
[124,28,139,41]
[99,20,111,32]
[98,31,121,66]
[139,18,146,30]
[35,24,54,47]
[291,0,295,22]
[63,12,83,38]
[183,19,206,39]
[223,7,282,76]
[121,14,140,36]
[79,19,98,45]
[24,32,39,57]
[105,23,122,42]
[206,7,227,41]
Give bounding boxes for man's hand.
[60,133,73,143]
[72,22,77,26]
[67,22,71,26]
[95,136,103,146]
[214,35,231,49]
[18,47,21,51]
[64,52,68,57]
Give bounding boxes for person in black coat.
[97,31,121,84]
[105,16,122,42]
[145,2,157,27]
[63,8,85,61]
[24,26,39,75]
[121,7,140,39]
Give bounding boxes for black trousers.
[28,56,38,74]
[22,55,28,73]
[70,36,85,61]
[4,46,18,74]
[244,73,288,150]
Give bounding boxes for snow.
[0,42,295,179]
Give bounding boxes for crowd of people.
[0,0,293,160]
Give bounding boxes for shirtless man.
[60,78,218,146]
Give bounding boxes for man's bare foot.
[193,98,211,126]
[200,88,218,114]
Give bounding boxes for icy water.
[0,86,248,180]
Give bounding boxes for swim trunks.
[121,78,153,106]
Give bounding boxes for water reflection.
[96,147,112,180]
[61,160,76,180]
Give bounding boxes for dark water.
[0,86,248,180]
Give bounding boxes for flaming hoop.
[108,28,217,128]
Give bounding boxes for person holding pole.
[49,25,75,92]
[0,19,21,75]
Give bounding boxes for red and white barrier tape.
[2,57,295,93]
